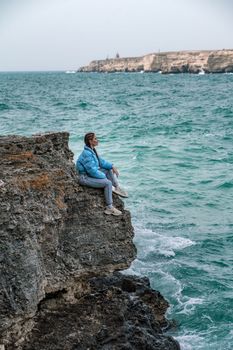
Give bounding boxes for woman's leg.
[79,175,113,206]
[100,169,119,188]
[100,169,128,198]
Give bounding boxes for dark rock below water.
[18,273,180,350]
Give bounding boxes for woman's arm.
[99,157,119,177]
[112,166,119,177]
[83,156,106,179]
[99,157,113,170]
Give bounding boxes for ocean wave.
[134,226,195,258]
[78,101,88,108]
[53,101,66,107]
[217,181,233,189]
[177,297,205,315]
[125,259,184,300]
[0,102,10,110]
[76,100,98,109]
[175,333,204,350]
[15,101,32,110]
[174,162,199,169]
[119,114,130,121]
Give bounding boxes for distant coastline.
[78,49,233,74]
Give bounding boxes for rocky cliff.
[78,49,233,74]
[0,132,179,350]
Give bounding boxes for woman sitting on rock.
[76,132,128,216]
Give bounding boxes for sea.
[0,71,233,350]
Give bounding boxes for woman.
[76,132,128,216]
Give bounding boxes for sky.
[0,0,232,71]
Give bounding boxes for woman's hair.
[84,132,95,147]
[84,132,99,161]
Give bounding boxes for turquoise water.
[1,72,233,349]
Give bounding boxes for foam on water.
[133,226,195,258]
[175,333,205,350]
[177,297,205,315]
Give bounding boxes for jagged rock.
[0,132,179,349]
[16,273,180,350]
[78,49,233,74]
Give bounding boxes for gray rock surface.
[0,132,179,349]
[18,273,180,350]
[78,49,233,73]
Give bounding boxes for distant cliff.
[78,49,233,74]
[0,133,180,350]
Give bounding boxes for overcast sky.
[0,0,232,71]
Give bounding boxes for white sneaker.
[112,186,128,198]
[104,206,122,216]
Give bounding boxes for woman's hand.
[112,166,119,177]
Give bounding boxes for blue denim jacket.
[76,145,113,179]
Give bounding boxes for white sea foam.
[178,297,205,315]
[175,333,204,350]
[134,226,195,258]
[123,258,147,276]
[125,258,185,310]
[201,314,214,323]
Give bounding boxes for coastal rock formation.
[78,49,233,74]
[0,132,179,349]
[15,273,180,350]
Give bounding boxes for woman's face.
[89,134,98,148]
